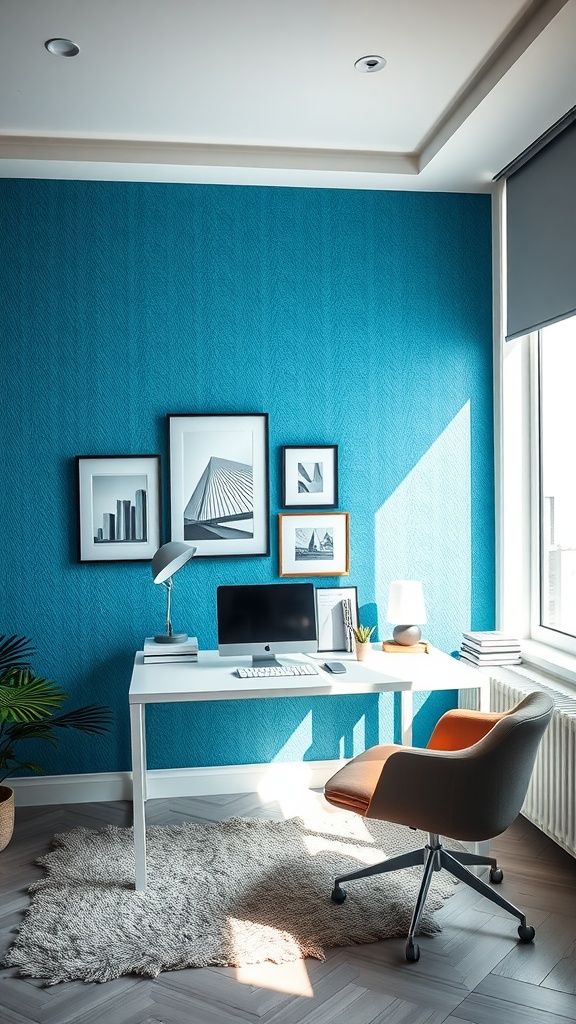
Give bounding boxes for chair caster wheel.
[406,940,420,962]
[490,867,504,883]
[518,924,535,943]
[331,885,347,905]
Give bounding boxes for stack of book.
[459,630,521,667]
[143,637,198,665]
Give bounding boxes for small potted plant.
[0,634,112,851]
[353,624,376,661]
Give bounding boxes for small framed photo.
[76,455,161,563]
[169,413,269,557]
[278,512,350,577]
[315,586,359,652]
[281,445,338,508]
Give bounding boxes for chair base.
[331,832,536,962]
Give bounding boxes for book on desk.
[143,636,198,664]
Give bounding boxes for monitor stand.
[252,654,282,668]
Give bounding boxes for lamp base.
[154,632,189,644]
[382,640,429,654]
[392,624,422,646]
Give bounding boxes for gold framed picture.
[278,512,350,577]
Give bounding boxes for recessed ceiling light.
[354,55,386,73]
[45,38,80,57]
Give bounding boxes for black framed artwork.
[76,454,161,562]
[168,413,269,557]
[281,445,338,508]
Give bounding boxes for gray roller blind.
[504,117,576,341]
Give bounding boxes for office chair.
[324,690,553,962]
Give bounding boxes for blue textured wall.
[0,180,494,777]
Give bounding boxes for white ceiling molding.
[1,0,576,191]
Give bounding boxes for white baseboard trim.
[8,759,346,807]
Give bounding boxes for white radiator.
[460,669,576,859]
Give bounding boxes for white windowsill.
[514,640,576,694]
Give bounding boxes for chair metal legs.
[331,845,425,900]
[405,842,439,961]
[330,832,536,962]
[440,849,529,928]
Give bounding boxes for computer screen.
[216,582,318,665]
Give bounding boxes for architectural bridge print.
[183,456,253,541]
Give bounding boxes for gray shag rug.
[4,812,457,985]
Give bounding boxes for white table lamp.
[387,580,427,646]
[151,542,197,643]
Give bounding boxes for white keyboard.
[235,663,319,678]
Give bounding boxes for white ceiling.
[1,0,575,191]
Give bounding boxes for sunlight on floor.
[302,831,385,864]
[234,955,314,996]
[257,762,375,841]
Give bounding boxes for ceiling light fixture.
[45,38,80,57]
[354,54,386,73]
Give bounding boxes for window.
[537,316,576,641]
[499,314,576,674]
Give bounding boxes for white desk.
[128,645,487,890]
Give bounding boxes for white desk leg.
[129,702,147,891]
[400,690,413,746]
[141,705,148,804]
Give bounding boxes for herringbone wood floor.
[1,791,576,1024]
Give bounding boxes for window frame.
[529,329,576,657]
[496,182,576,685]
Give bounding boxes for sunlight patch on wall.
[258,713,315,811]
[353,715,365,753]
[270,711,313,762]
[375,403,472,652]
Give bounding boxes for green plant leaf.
[0,634,35,675]
[0,670,66,723]
[353,624,376,643]
[0,634,113,783]
[0,760,46,785]
[3,721,60,744]
[48,705,113,735]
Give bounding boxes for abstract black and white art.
[281,446,338,508]
[76,455,161,562]
[169,414,269,557]
[278,512,349,577]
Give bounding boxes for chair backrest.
[461,691,553,838]
[367,690,554,841]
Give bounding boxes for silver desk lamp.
[151,542,197,643]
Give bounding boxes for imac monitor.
[217,582,318,666]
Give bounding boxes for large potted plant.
[0,634,112,851]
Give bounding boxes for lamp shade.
[387,580,427,625]
[151,542,196,584]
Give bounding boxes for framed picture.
[169,413,269,557]
[278,512,350,577]
[76,455,161,563]
[281,445,338,508]
[315,586,359,652]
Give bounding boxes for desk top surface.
[128,645,483,704]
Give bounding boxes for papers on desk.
[143,636,198,664]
